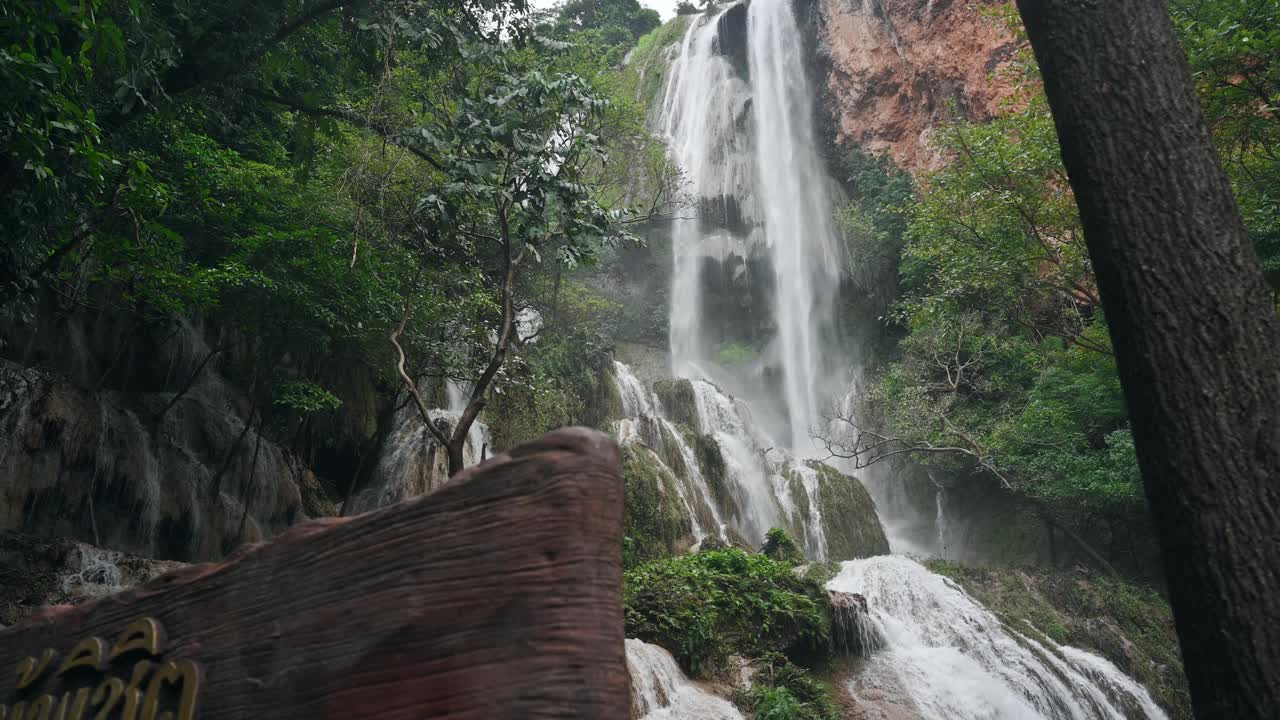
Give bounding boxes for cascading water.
[612,361,725,544]
[613,358,850,558]
[628,639,745,720]
[745,0,842,450]
[658,0,841,450]
[658,7,753,381]
[626,1,1174,716]
[828,557,1168,720]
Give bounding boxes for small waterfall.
[935,487,949,560]
[828,556,1169,720]
[658,416,729,540]
[611,361,722,544]
[445,379,470,414]
[350,398,490,513]
[615,360,660,418]
[628,639,745,720]
[615,360,847,557]
[784,463,829,561]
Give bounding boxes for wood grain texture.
[1014,2,1280,718]
[0,427,627,719]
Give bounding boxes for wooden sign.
[0,428,627,719]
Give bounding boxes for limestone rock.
[0,359,310,561]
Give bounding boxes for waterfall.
[628,639,745,720]
[611,361,720,544]
[746,0,842,450]
[657,0,842,450]
[613,360,850,558]
[349,400,490,514]
[658,6,753,380]
[828,557,1169,720]
[629,3,1175,716]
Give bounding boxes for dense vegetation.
[826,2,1279,578]
[0,0,675,482]
[625,541,845,720]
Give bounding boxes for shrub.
[623,548,830,676]
[762,527,806,565]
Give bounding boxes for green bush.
[740,659,841,720]
[762,527,806,566]
[623,548,830,677]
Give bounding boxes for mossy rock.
[579,358,625,429]
[623,444,695,567]
[926,560,1191,720]
[652,378,699,428]
[688,429,742,522]
[812,463,890,561]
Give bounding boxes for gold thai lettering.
[140,661,199,720]
[5,619,198,720]
[108,620,164,662]
[89,677,123,720]
[116,661,154,720]
[15,650,56,690]
[55,638,107,678]
[138,661,198,717]
[63,688,91,720]
[24,694,59,720]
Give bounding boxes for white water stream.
[629,639,745,720]
[828,557,1168,720]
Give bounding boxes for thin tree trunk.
[445,206,523,476]
[1014,2,1280,717]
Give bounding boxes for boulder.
[0,532,184,629]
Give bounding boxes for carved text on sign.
[2,618,200,720]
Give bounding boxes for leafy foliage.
[837,94,1143,524]
[1,0,672,475]
[1173,0,1280,281]
[761,527,806,565]
[740,659,841,720]
[623,547,830,677]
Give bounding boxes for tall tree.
[1013,1,1280,717]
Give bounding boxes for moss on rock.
[926,560,1191,719]
[652,378,699,428]
[689,429,742,522]
[813,462,890,560]
[623,444,695,567]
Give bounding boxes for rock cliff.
[817,0,1024,172]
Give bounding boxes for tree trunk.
[446,439,466,478]
[1014,2,1280,717]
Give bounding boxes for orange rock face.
[819,0,1025,173]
